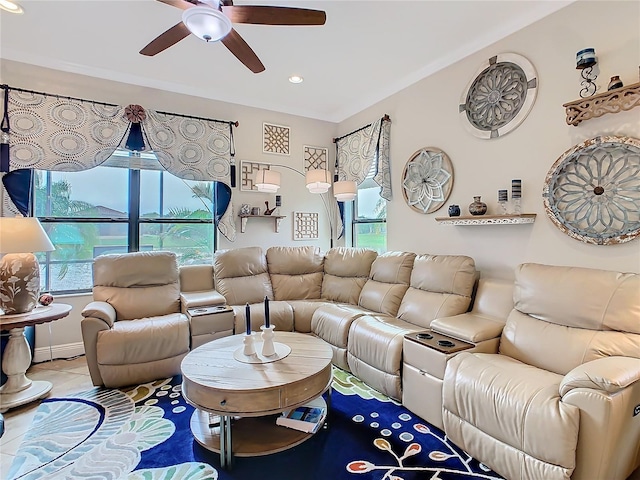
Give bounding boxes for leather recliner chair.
[442,263,640,480]
[81,251,190,388]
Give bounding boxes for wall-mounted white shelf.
[435,214,536,225]
[239,215,286,233]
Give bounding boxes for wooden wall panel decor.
[303,145,328,172]
[402,147,454,214]
[240,161,270,192]
[263,123,290,155]
[542,135,640,245]
[459,53,538,139]
[293,212,319,240]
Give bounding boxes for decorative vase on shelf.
[468,196,487,216]
[607,76,623,91]
[448,205,461,217]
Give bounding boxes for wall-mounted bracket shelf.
[563,81,640,126]
[435,214,536,225]
[239,214,286,233]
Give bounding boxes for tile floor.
[1,356,639,480]
[0,356,95,478]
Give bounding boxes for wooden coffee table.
[181,331,333,468]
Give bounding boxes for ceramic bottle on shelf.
[448,205,461,217]
[607,76,623,90]
[468,196,487,216]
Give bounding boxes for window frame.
[35,165,217,295]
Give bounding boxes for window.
[35,150,216,294]
[352,164,386,253]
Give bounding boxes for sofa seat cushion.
[287,299,332,333]
[348,315,422,375]
[97,313,190,365]
[443,352,580,474]
[232,301,294,333]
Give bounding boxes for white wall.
[338,0,640,279]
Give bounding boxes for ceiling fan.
[140,0,326,73]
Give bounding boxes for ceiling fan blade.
[221,5,326,26]
[156,0,201,10]
[221,28,265,73]
[140,22,191,56]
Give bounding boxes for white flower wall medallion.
[542,135,640,245]
[459,53,538,139]
[402,148,454,214]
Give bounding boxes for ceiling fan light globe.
[182,7,232,43]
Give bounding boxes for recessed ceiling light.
[288,75,304,84]
[0,0,24,14]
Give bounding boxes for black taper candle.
[264,296,270,328]
[245,303,251,335]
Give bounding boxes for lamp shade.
[255,170,281,193]
[0,217,54,314]
[333,180,357,202]
[305,169,332,194]
[0,217,54,253]
[182,6,232,42]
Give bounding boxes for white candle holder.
[243,332,256,356]
[260,325,276,356]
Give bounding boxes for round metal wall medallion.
[402,147,453,214]
[460,53,538,139]
[542,136,640,245]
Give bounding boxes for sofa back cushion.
[213,246,274,305]
[267,246,324,300]
[322,247,378,304]
[500,263,640,375]
[396,254,476,328]
[92,251,180,321]
[179,264,214,292]
[358,251,415,316]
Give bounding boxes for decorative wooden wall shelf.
[563,81,640,126]
[239,214,286,233]
[435,214,536,225]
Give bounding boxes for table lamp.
[0,216,54,314]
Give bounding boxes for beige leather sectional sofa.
[80,246,640,480]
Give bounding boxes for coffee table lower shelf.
[190,395,327,459]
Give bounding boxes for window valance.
[1,85,238,240]
[334,115,392,201]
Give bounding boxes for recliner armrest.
[560,356,640,396]
[430,312,505,343]
[180,290,226,313]
[82,301,116,327]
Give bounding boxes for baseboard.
[33,342,85,363]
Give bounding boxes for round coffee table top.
[181,331,332,417]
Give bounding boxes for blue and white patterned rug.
[8,368,502,480]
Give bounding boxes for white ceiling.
[0,0,573,123]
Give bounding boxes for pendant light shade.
[305,169,332,194]
[333,180,357,202]
[255,170,281,193]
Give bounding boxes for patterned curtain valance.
[335,115,392,201]
[1,85,238,240]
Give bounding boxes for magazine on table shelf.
[276,403,326,433]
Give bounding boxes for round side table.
[0,303,72,413]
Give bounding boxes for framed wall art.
[542,135,640,245]
[240,161,270,192]
[402,147,454,214]
[263,123,290,155]
[459,53,538,139]
[303,145,328,172]
[293,212,319,240]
